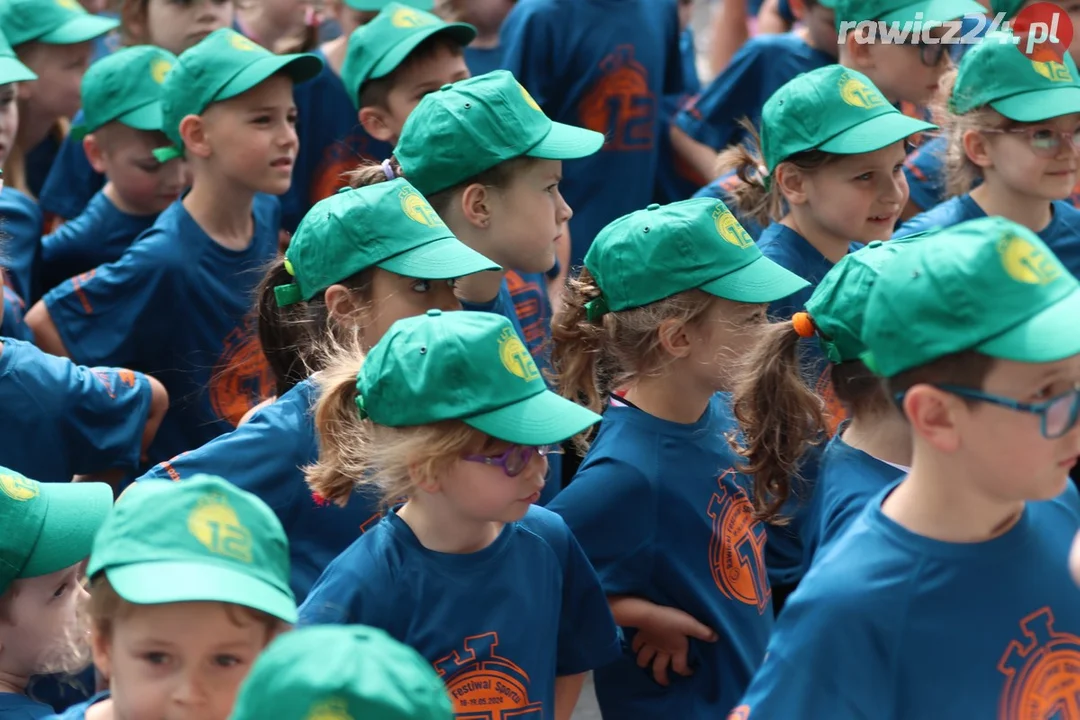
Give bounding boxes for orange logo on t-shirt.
[727,706,751,720]
[578,45,656,152]
[707,471,770,615]
[433,632,543,718]
[209,315,274,427]
[998,607,1080,719]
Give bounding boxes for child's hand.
[631,605,718,687]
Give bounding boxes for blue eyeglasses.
[916,383,1080,439]
[463,444,564,477]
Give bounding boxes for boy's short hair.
[70,45,177,140]
[341,2,475,111]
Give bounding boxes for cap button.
[426,309,443,317]
[867,240,883,248]
[646,203,660,211]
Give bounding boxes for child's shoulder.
[0,691,55,719]
[515,504,577,556]
[0,187,43,224]
[893,194,972,238]
[745,29,815,54]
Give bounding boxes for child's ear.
[963,128,994,170]
[324,283,368,326]
[408,463,441,494]
[459,183,493,230]
[359,107,395,144]
[774,163,809,206]
[179,115,211,160]
[89,625,112,683]
[902,385,963,453]
[657,317,693,359]
[841,32,875,70]
[83,134,108,174]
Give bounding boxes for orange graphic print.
[727,706,752,720]
[578,45,656,152]
[90,368,139,399]
[999,607,1080,719]
[309,131,384,205]
[815,366,848,437]
[707,472,770,615]
[209,315,274,428]
[433,632,543,719]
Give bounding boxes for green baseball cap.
[949,31,1080,121]
[344,0,435,15]
[88,475,297,623]
[397,70,605,195]
[70,46,177,140]
[229,626,452,720]
[153,28,323,162]
[833,0,984,28]
[0,468,112,596]
[341,2,475,110]
[583,199,809,318]
[0,0,119,46]
[862,217,1080,377]
[274,179,500,306]
[761,66,937,175]
[0,29,36,85]
[358,310,601,444]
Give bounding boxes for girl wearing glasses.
[896,29,1080,280]
[545,199,809,718]
[297,309,620,719]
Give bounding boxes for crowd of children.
[3,0,1080,718]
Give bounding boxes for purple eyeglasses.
[463,444,564,477]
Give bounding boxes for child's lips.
[271,157,294,170]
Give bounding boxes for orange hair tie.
[792,312,816,338]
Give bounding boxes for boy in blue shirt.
[499,0,684,266]
[27,29,322,468]
[731,217,1080,719]
[40,45,183,293]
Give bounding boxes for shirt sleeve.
[58,363,153,474]
[674,41,764,150]
[731,650,881,720]
[902,137,947,213]
[42,235,177,368]
[498,0,559,107]
[0,190,44,304]
[297,547,367,626]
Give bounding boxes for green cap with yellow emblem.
[862,217,1080,377]
[0,467,112,596]
[71,45,178,140]
[761,66,936,176]
[0,0,118,46]
[582,198,810,320]
[949,31,1080,121]
[229,625,452,720]
[275,178,500,306]
[357,310,601,445]
[88,475,297,623]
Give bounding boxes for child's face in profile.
[974,113,1080,202]
[87,124,187,216]
[93,601,276,720]
[18,41,92,124]
[0,564,88,679]
[144,0,234,55]
[0,82,18,168]
[480,158,571,274]
[436,438,548,524]
[345,268,461,350]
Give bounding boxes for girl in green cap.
[896,31,1080,281]
[299,310,620,720]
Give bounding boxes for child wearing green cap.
[896,33,1080,280]
[39,45,183,294]
[139,179,501,603]
[47,475,297,720]
[545,198,808,718]
[229,625,453,720]
[299,310,620,718]
[0,469,112,720]
[28,29,323,470]
[730,216,1080,718]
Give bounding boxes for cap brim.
[377,236,500,279]
[116,101,164,132]
[345,0,434,8]
[20,482,112,579]
[0,56,37,84]
[978,286,1080,363]
[818,113,937,155]
[465,389,601,446]
[526,121,605,161]
[106,562,298,624]
[216,53,325,103]
[878,0,986,24]
[37,14,119,44]
[991,86,1080,122]
[699,255,811,304]
[369,24,477,80]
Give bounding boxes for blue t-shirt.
[3,283,34,342]
[549,394,772,718]
[895,194,1080,279]
[26,135,61,202]
[654,28,703,204]
[675,32,834,153]
[140,377,384,602]
[40,692,108,720]
[43,195,279,466]
[40,190,157,294]
[37,111,105,223]
[0,187,44,305]
[0,338,151,482]
[0,694,53,720]
[299,506,622,717]
[801,431,905,569]
[692,171,765,240]
[500,0,684,266]
[733,482,1080,719]
[464,43,505,76]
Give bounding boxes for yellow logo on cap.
[519,83,542,112]
[838,74,885,110]
[305,698,354,720]
[998,233,1061,285]
[230,34,259,51]
[0,473,38,502]
[54,0,81,10]
[499,327,539,382]
[391,7,435,28]
[1032,60,1073,82]
[150,58,172,85]
[187,492,253,563]
[399,187,444,228]
[713,206,753,248]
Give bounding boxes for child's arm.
[670,125,723,183]
[609,596,718,686]
[554,673,586,720]
[26,303,71,358]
